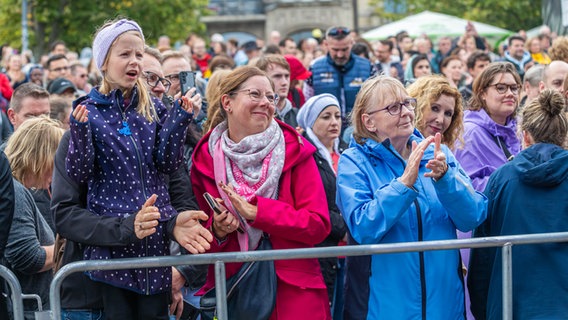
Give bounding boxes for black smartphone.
[203,192,223,214]
[203,192,245,233]
[179,71,196,96]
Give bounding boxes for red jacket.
[0,73,13,101]
[191,120,331,294]
[192,53,212,75]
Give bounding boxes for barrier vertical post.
[0,265,24,320]
[502,243,513,320]
[215,261,228,320]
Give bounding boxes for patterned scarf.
[209,120,285,251]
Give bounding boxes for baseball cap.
[47,77,77,95]
[243,41,259,53]
[284,55,311,81]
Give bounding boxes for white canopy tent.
[362,11,512,44]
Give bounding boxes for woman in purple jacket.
[454,62,521,192]
[453,61,521,319]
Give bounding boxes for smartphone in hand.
[204,192,223,214]
[203,192,245,233]
[179,71,196,96]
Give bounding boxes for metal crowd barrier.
[48,232,568,320]
[0,264,25,320]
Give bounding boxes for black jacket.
[0,151,14,319]
[0,151,14,261]
[304,134,348,302]
[51,131,201,309]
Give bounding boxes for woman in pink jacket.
[191,66,332,319]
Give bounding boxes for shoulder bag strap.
[491,135,514,161]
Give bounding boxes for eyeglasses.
[327,27,351,38]
[144,71,171,92]
[230,89,279,105]
[51,66,70,73]
[487,83,519,95]
[165,73,181,84]
[367,98,417,116]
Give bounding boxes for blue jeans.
[61,309,104,320]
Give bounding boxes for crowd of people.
[0,15,566,320]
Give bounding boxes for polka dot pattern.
[66,88,193,294]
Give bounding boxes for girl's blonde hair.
[95,21,156,122]
[5,116,64,188]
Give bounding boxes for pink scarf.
[209,120,285,251]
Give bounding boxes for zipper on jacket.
[415,200,427,320]
[386,144,427,319]
[122,110,151,295]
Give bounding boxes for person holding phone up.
[191,66,332,319]
[335,75,487,319]
[66,18,210,319]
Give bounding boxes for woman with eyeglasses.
[336,75,486,319]
[191,66,332,319]
[454,62,522,192]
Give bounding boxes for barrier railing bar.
[0,264,24,320]
[50,232,568,320]
[502,243,513,320]
[214,261,228,320]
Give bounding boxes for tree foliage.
[0,0,210,59]
[369,0,541,33]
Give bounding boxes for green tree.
[0,0,210,59]
[370,0,541,33]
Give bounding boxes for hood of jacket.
[504,50,533,66]
[192,119,316,178]
[513,143,568,187]
[464,109,519,149]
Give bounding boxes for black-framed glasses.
[144,71,171,92]
[165,73,180,84]
[327,27,351,38]
[367,98,417,116]
[487,83,519,95]
[230,88,279,105]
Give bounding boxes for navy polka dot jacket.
[66,86,193,294]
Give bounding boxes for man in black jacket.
[0,151,14,319]
[51,131,212,319]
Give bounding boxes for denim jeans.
[61,309,104,320]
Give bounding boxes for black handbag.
[200,234,277,320]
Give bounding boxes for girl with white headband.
[65,18,200,319]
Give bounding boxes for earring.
[227,108,232,112]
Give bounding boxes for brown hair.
[548,36,568,63]
[522,89,568,147]
[255,54,290,72]
[406,75,464,149]
[203,69,232,133]
[469,62,522,117]
[206,66,273,130]
[9,83,50,113]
